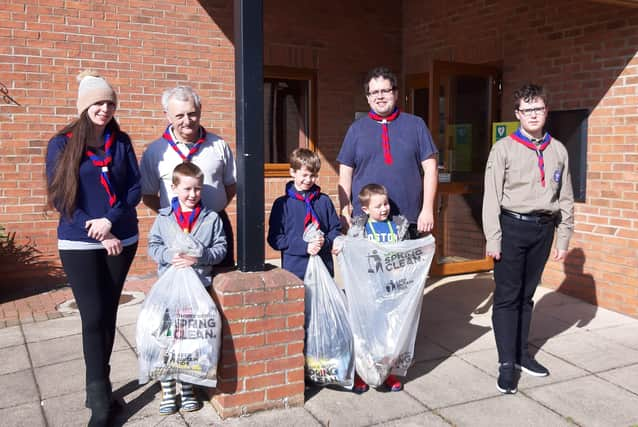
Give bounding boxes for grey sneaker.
[497,362,517,394]
[517,358,549,377]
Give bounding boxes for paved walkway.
[0,275,156,327]
[2,272,638,426]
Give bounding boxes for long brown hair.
[46,112,120,218]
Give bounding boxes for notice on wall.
[492,121,519,145]
[447,124,472,172]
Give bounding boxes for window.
[264,67,316,177]
[545,109,588,202]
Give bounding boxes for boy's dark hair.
[290,148,321,174]
[172,162,204,185]
[513,83,547,110]
[358,183,388,208]
[364,67,398,95]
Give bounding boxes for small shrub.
[0,224,42,265]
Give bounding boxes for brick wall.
[0,0,402,277]
[0,0,236,280]
[211,268,305,418]
[403,0,638,316]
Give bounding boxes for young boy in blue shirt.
[147,162,227,415]
[267,148,342,280]
[348,183,409,243]
[334,183,408,393]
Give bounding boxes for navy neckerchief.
[84,131,116,206]
[163,126,207,162]
[287,184,321,229]
[171,196,202,233]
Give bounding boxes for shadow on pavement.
[407,273,494,382]
[111,380,157,426]
[531,247,597,356]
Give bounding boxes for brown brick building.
[1,0,637,316]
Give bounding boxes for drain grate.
[57,291,145,314]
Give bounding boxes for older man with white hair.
[141,86,237,265]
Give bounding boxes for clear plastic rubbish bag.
[304,254,355,388]
[164,221,205,260]
[338,235,435,386]
[136,265,221,387]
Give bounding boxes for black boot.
[107,381,125,415]
[86,381,111,427]
[85,378,124,415]
[85,378,112,408]
[85,365,111,408]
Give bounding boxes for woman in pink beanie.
[46,70,141,426]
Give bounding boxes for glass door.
[428,61,501,275]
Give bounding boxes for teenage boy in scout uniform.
[482,83,574,395]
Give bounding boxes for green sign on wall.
[447,124,472,172]
[492,121,519,144]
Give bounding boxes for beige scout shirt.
[482,135,574,254]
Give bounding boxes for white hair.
[161,86,201,111]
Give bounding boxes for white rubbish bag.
[304,255,355,388]
[302,223,355,388]
[338,235,435,386]
[137,230,221,387]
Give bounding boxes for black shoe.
[496,362,517,394]
[517,358,549,377]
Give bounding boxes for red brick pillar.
[209,268,305,418]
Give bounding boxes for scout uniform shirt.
[482,131,575,255]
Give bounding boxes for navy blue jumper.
[46,131,141,243]
[267,182,342,280]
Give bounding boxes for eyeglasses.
[367,88,395,97]
[517,107,546,116]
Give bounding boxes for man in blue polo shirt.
[337,67,438,238]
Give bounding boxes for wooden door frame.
[404,73,430,114]
[428,61,501,276]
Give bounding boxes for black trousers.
[59,243,137,385]
[492,214,554,363]
[407,223,427,240]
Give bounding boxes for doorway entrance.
[406,61,501,276]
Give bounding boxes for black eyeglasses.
[517,107,546,116]
[367,88,395,97]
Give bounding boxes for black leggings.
[59,243,137,385]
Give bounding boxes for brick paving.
[0,274,155,328]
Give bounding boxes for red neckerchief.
[511,129,552,187]
[163,126,207,162]
[82,132,117,206]
[171,197,202,233]
[368,108,400,165]
[287,185,321,229]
